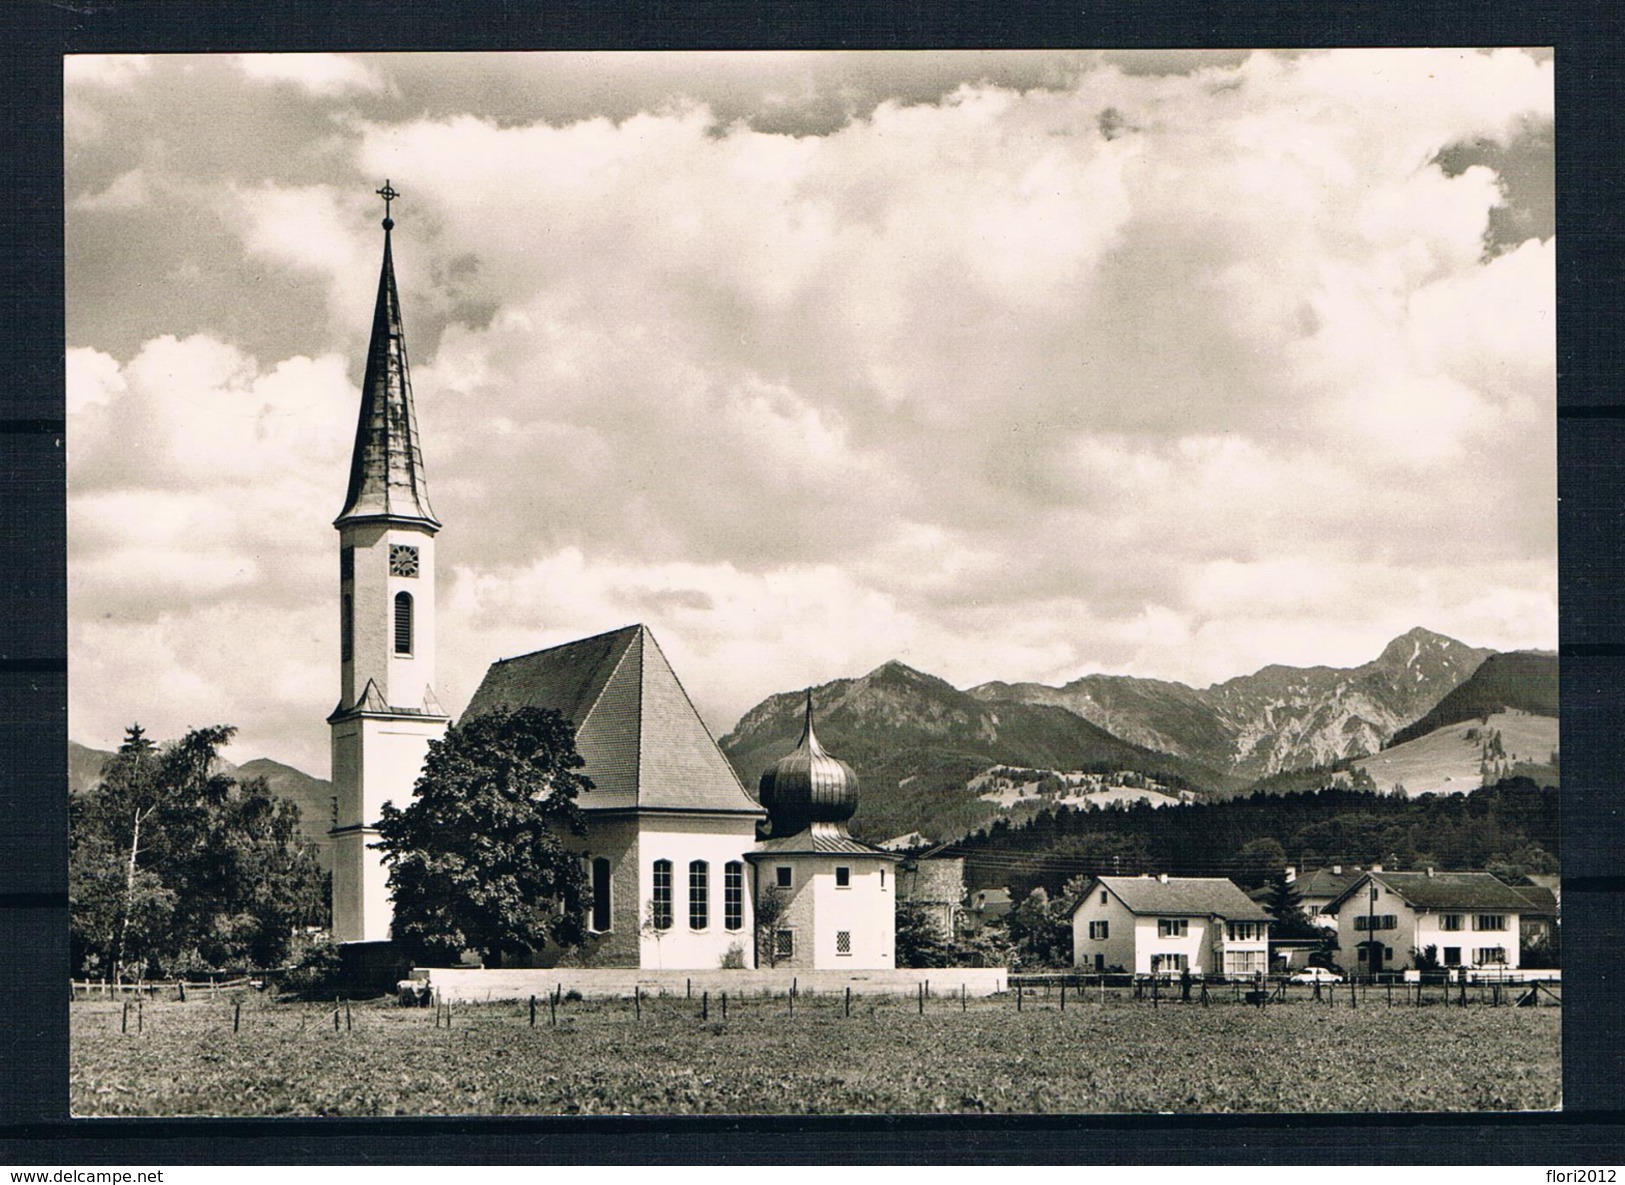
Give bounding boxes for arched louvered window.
[689,860,709,930]
[341,594,353,662]
[393,591,413,655]
[590,857,612,932]
[651,859,673,930]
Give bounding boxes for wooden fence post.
[178,981,186,1003]
[346,999,353,1031]
[1016,983,1023,1012]
[788,988,794,1018]
[334,997,341,1031]
[961,984,967,1012]
[529,995,536,1027]
[845,987,851,1018]
[234,1000,241,1033]
[722,991,728,1022]
[137,999,143,1033]
[1060,980,1066,1011]
[121,1001,128,1034]
[635,987,641,1020]
[687,978,692,1000]
[917,982,924,1015]
[702,991,709,1021]
[549,992,557,1027]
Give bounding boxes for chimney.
[1333,865,1342,875]
[1371,863,1384,873]
[1285,866,1297,883]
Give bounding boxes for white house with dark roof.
[1322,870,1533,973]
[1071,875,1272,975]
[327,195,897,971]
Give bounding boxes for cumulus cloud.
[64,50,1556,767]
[234,53,387,97]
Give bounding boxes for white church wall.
[636,815,759,970]
[810,858,895,970]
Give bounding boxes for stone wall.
[415,965,1008,1003]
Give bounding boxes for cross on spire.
[376,180,399,229]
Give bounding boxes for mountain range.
[70,627,1556,853]
[968,627,1494,780]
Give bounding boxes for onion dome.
[757,690,859,836]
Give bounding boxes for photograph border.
[6,0,1623,1163]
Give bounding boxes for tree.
[1262,872,1320,939]
[753,885,788,968]
[1234,837,1288,889]
[69,723,326,979]
[894,900,954,968]
[374,706,593,967]
[1004,886,1072,970]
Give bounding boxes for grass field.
[71,990,1561,1116]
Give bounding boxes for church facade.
[328,193,896,970]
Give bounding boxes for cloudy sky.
[65,49,1556,774]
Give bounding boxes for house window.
[1225,949,1267,975]
[1227,922,1261,942]
[775,929,794,960]
[1354,915,1397,931]
[1152,953,1188,972]
[724,862,744,931]
[393,591,413,655]
[1443,947,1462,966]
[340,545,354,582]
[651,859,673,930]
[1089,920,1109,941]
[689,860,709,930]
[835,866,851,888]
[1094,953,1105,971]
[880,868,886,889]
[1157,918,1188,938]
[1100,890,1108,905]
[1474,914,1506,932]
[590,857,612,932]
[1440,914,1463,932]
[1475,947,1507,965]
[341,594,353,662]
[836,930,852,956]
[776,866,793,889]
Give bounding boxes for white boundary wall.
[415,966,1008,1003]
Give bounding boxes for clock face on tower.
[389,544,420,578]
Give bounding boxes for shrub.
[719,942,747,969]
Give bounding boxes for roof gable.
[463,624,762,815]
[1085,876,1271,921]
[1326,871,1534,913]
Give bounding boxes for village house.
[1322,869,1533,974]
[1289,865,1363,930]
[1070,875,1272,976]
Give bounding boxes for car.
[1289,967,1344,984]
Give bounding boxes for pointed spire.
[336,182,440,530]
[795,687,826,754]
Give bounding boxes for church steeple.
[336,181,439,530]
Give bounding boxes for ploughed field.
[71,988,1560,1116]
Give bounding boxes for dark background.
[3,0,1621,1164]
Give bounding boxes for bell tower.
[328,182,450,945]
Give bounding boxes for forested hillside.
[941,778,1559,900]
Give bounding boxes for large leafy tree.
[69,724,327,979]
[375,706,593,967]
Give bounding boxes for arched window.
[341,594,353,662]
[651,859,672,931]
[723,862,744,931]
[590,857,612,933]
[689,860,709,930]
[393,591,413,655]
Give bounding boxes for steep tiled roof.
[1088,876,1272,922]
[748,821,899,859]
[1294,868,1361,900]
[1325,871,1535,913]
[463,624,763,815]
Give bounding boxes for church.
[328,189,898,971]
